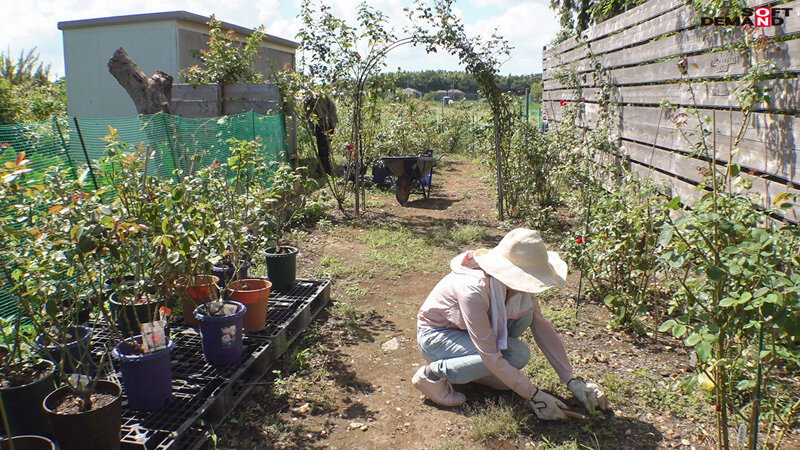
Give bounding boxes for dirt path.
[216,156,798,449]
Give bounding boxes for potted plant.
[193,300,247,366]
[0,318,56,439]
[226,279,271,332]
[203,139,269,289]
[261,163,317,290]
[0,156,119,447]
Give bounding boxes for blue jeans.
[417,311,533,384]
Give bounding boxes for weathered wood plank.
[547,36,580,58]
[610,106,800,182]
[549,0,800,70]
[172,84,220,100]
[625,139,800,220]
[629,160,704,203]
[614,78,800,111]
[222,83,280,100]
[222,101,280,116]
[584,0,684,42]
[171,101,220,118]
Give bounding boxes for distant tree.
[0,48,65,124]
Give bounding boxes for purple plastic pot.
[112,336,173,411]
[34,326,93,375]
[194,301,246,366]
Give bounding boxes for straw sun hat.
[473,228,568,293]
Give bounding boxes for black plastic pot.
[108,293,162,337]
[264,246,298,291]
[0,435,56,449]
[43,380,121,450]
[33,326,93,374]
[0,359,55,438]
[211,260,252,290]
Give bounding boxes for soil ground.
[216,156,799,449]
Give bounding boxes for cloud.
[0,0,558,79]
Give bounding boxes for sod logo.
[700,7,793,27]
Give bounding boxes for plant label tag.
[140,320,167,353]
[220,325,236,345]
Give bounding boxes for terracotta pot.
[177,275,220,326]
[227,279,271,332]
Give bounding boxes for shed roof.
[58,11,299,49]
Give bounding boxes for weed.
[329,300,372,329]
[429,221,486,248]
[359,223,441,275]
[314,255,374,281]
[469,397,526,442]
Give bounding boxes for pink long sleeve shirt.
[417,251,574,400]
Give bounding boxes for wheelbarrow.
[380,151,445,205]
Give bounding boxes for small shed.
[401,87,422,98]
[58,11,299,118]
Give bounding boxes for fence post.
[73,117,99,190]
[161,113,181,181]
[251,110,256,142]
[52,116,79,181]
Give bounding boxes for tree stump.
[108,48,173,115]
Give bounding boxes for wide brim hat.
[473,228,567,293]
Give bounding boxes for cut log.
[108,48,173,115]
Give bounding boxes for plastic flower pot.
[264,246,298,291]
[177,275,220,326]
[0,435,56,450]
[211,260,251,289]
[43,379,121,450]
[112,336,174,411]
[194,301,246,366]
[107,293,162,337]
[0,359,55,438]
[227,279,271,332]
[103,275,137,299]
[33,325,93,374]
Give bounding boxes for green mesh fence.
[0,111,287,318]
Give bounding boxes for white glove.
[529,388,572,420]
[567,377,609,413]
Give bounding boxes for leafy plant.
[180,15,267,85]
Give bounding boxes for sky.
[0,0,560,79]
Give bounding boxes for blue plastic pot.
[194,301,246,366]
[211,260,251,290]
[112,336,173,411]
[34,326,93,374]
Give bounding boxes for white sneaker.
[412,366,466,407]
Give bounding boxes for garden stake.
[575,186,592,319]
[749,324,764,450]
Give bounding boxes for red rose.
[345,143,354,150]
[576,237,583,244]
[559,100,567,107]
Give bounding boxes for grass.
[358,222,442,275]
[469,397,527,443]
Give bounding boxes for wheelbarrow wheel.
[395,177,410,206]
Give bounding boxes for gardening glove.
[567,377,609,413]
[528,388,573,420]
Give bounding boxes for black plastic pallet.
[87,279,330,449]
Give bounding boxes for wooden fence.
[542,0,800,223]
[171,83,282,117]
[171,82,296,158]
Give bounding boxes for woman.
[413,228,609,420]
